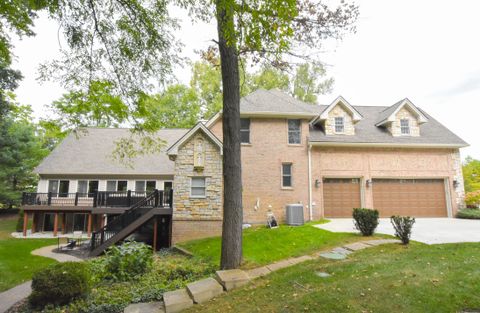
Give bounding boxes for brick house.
[20,89,467,255]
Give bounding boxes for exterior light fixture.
[315,179,321,188]
[366,179,372,187]
[453,180,459,188]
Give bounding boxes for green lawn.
[186,242,480,313]
[178,221,383,268]
[0,215,57,291]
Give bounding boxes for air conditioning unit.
[286,204,304,226]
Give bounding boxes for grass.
[178,220,383,268]
[0,215,57,292]
[186,242,480,313]
[456,208,480,219]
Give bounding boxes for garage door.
[323,178,362,217]
[372,179,447,217]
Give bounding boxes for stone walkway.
[0,245,83,313]
[124,238,400,313]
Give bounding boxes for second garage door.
[372,179,447,217]
[323,178,362,217]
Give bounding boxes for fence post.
[47,192,52,205]
[74,192,79,206]
[127,190,132,207]
[154,189,159,207]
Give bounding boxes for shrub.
[29,262,91,309]
[465,191,480,208]
[456,208,480,219]
[390,216,415,244]
[16,210,24,232]
[352,208,379,236]
[96,241,153,282]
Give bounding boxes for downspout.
[308,143,313,221]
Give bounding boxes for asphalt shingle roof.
[35,128,187,175]
[309,105,467,146]
[241,89,322,115]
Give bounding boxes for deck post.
[153,216,158,252]
[53,213,58,237]
[127,190,132,207]
[87,213,92,237]
[62,213,66,234]
[47,192,52,205]
[74,192,79,206]
[32,213,37,234]
[23,211,28,237]
[154,189,159,207]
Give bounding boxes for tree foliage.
[0,99,49,209]
[463,156,480,193]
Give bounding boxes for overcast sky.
[11,0,480,159]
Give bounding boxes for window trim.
[287,119,302,145]
[281,163,293,189]
[240,118,251,144]
[134,180,157,193]
[400,118,410,135]
[334,116,345,134]
[190,177,207,198]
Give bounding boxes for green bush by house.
[352,208,379,236]
[456,208,480,219]
[29,262,91,309]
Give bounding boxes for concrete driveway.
[315,218,480,244]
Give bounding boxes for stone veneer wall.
[388,106,420,137]
[324,103,355,135]
[171,131,223,243]
[452,149,466,208]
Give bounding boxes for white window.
[105,180,126,192]
[135,181,157,193]
[288,119,301,144]
[334,117,344,133]
[106,180,117,192]
[77,180,88,195]
[191,177,206,197]
[240,118,250,144]
[282,163,292,188]
[135,181,146,192]
[400,119,410,135]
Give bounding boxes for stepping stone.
[362,239,400,246]
[332,247,353,255]
[318,252,347,260]
[343,242,370,251]
[163,289,193,313]
[246,266,271,279]
[124,302,165,313]
[315,272,331,278]
[289,255,315,265]
[266,259,293,272]
[186,277,224,304]
[216,269,250,291]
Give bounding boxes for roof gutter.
[309,141,469,149]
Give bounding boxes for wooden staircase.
[89,189,172,256]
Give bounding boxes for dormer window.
[400,119,410,135]
[334,117,344,133]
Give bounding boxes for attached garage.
[323,178,362,217]
[372,179,447,217]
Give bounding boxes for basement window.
[191,177,206,197]
[400,119,410,135]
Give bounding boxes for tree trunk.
[216,0,243,269]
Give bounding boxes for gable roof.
[309,106,467,147]
[375,98,428,126]
[35,128,187,176]
[317,96,363,122]
[166,122,223,158]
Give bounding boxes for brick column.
[23,211,28,237]
[87,213,92,237]
[53,213,58,237]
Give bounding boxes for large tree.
[463,156,480,193]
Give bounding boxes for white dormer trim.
[375,98,428,127]
[167,122,223,160]
[311,96,363,125]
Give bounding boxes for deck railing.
[22,189,173,208]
